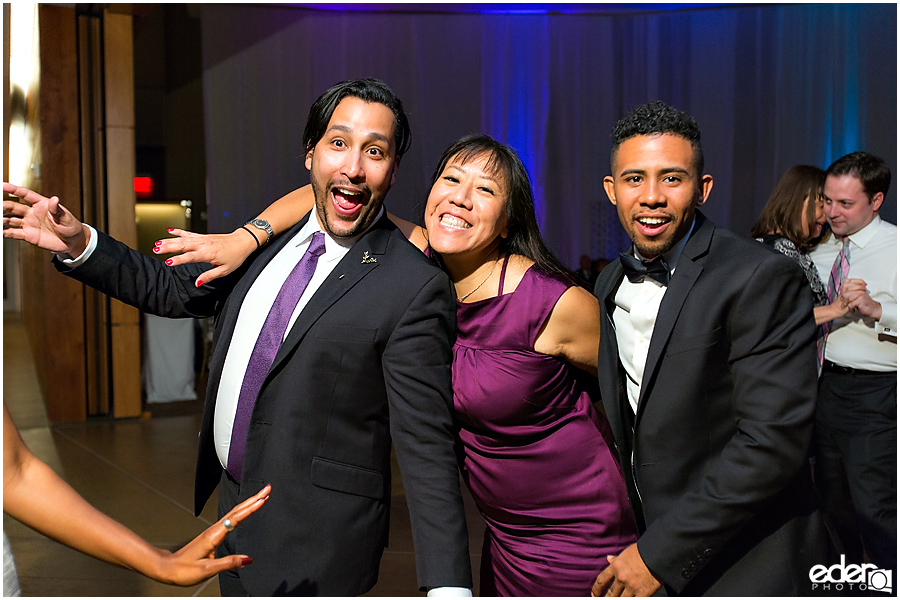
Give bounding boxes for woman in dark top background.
[751,164,848,326]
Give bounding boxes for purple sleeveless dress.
[453,259,637,596]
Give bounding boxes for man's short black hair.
[611,100,704,175]
[302,78,411,159]
[827,151,891,201]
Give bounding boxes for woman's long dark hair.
[426,134,576,285]
[751,165,826,250]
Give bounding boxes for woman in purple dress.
[157,135,637,596]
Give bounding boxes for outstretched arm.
[156,184,428,287]
[3,182,90,257]
[155,185,317,287]
[3,405,270,586]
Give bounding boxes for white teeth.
[440,214,471,229]
[336,188,360,196]
[638,217,668,225]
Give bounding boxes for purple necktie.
[227,232,326,482]
[818,237,850,372]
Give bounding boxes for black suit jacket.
[56,213,472,596]
[593,212,833,595]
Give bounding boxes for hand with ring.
[150,483,271,585]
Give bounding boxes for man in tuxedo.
[2,79,472,596]
[591,101,833,596]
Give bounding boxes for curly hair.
[611,100,704,175]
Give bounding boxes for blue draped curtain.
[200,3,896,268]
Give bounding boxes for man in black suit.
[2,79,472,596]
[591,101,833,596]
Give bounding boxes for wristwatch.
[245,218,274,245]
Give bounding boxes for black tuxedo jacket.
[56,213,472,596]
[593,212,833,595]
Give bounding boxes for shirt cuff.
[876,302,897,336]
[426,587,472,597]
[55,224,97,267]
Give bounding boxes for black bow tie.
[619,252,671,286]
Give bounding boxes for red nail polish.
[197,280,204,287]
[165,259,173,266]
[153,248,159,254]
[167,228,174,233]
[241,557,253,566]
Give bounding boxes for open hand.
[152,484,271,586]
[154,228,259,287]
[3,182,87,255]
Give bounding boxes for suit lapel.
[634,212,713,424]
[268,216,392,375]
[595,261,632,438]
[596,261,625,402]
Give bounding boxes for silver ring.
[222,518,235,532]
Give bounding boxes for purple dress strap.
[496,253,511,294]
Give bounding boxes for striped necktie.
[818,237,850,372]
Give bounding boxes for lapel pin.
[361,251,377,264]
[339,274,345,279]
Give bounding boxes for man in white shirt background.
[810,151,897,581]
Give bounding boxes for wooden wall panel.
[78,13,110,416]
[34,5,86,423]
[104,10,142,418]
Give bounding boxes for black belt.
[822,360,895,376]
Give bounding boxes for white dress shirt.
[612,221,694,414]
[809,216,897,371]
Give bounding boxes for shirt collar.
[845,215,882,250]
[295,206,386,259]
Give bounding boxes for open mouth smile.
[331,187,367,217]
[438,214,472,230]
[635,215,672,235]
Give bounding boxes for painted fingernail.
[154,240,162,247]
[165,259,173,266]
[167,228,174,233]
[197,280,204,287]
[241,557,253,566]
[153,247,160,254]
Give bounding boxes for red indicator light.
[134,176,153,197]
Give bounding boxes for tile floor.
[3,312,485,596]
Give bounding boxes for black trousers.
[815,368,896,576]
